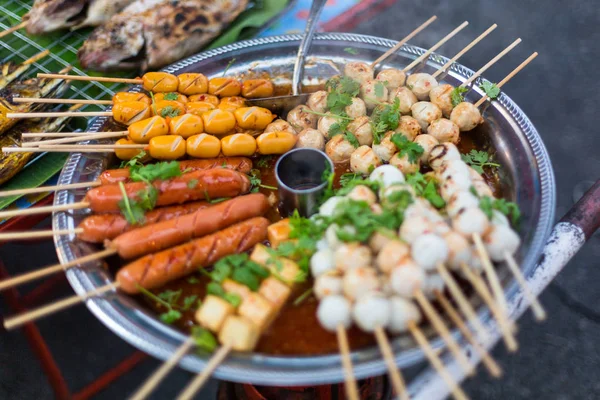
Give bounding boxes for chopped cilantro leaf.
[191,326,217,352]
[344,47,359,55]
[374,81,385,98]
[163,92,179,101]
[160,309,182,324]
[461,150,500,174]
[130,160,182,183]
[480,196,521,226]
[451,86,469,107]
[187,179,199,189]
[182,295,198,311]
[345,131,360,148]
[160,105,181,118]
[370,98,401,144]
[255,155,273,168]
[390,134,423,164]
[479,81,500,100]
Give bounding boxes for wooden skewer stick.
[474,52,538,107]
[12,97,113,105]
[129,338,195,400]
[0,181,100,197]
[0,228,83,241]
[434,291,502,378]
[432,24,498,79]
[337,324,360,400]
[459,263,518,352]
[370,15,438,68]
[472,233,509,313]
[7,111,113,119]
[413,290,474,376]
[402,21,469,73]
[26,131,128,147]
[0,21,28,39]
[176,344,233,400]
[374,326,409,400]
[436,263,491,342]
[3,144,145,153]
[38,73,142,85]
[4,281,120,330]
[23,49,51,65]
[408,322,469,400]
[503,251,546,321]
[22,132,109,138]
[461,38,522,87]
[0,201,89,219]
[0,248,116,292]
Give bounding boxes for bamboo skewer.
[337,324,360,400]
[3,282,120,330]
[413,290,474,376]
[129,338,195,400]
[474,52,538,107]
[0,181,100,197]
[23,49,51,65]
[0,228,82,241]
[0,21,28,39]
[0,248,116,292]
[7,111,112,119]
[13,97,112,105]
[432,24,498,79]
[434,291,502,378]
[22,132,105,138]
[472,234,508,313]
[3,144,145,153]
[402,21,469,73]
[176,344,233,400]
[38,73,142,85]
[503,251,546,321]
[370,15,438,68]
[26,131,128,147]
[461,38,522,87]
[0,201,89,219]
[408,322,469,400]
[374,326,409,400]
[459,263,518,352]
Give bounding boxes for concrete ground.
[1,0,600,398]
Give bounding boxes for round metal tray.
[52,33,556,386]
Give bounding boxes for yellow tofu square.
[222,278,251,300]
[194,295,235,333]
[219,315,260,352]
[268,219,291,249]
[258,276,292,309]
[238,292,276,332]
[250,244,301,286]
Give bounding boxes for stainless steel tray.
[52,33,556,386]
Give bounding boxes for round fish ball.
[296,128,325,150]
[353,294,391,332]
[440,173,473,200]
[379,183,416,207]
[376,68,406,91]
[404,198,436,219]
[310,248,335,277]
[427,118,460,144]
[307,90,328,113]
[347,116,374,146]
[389,87,417,114]
[264,119,295,134]
[325,134,355,163]
[399,215,435,244]
[450,102,483,131]
[422,273,446,299]
[325,224,356,249]
[368,229,396,254]
[430,144,462,172]
[287,105,318,132]
[473,179,494,198]
[444,231,472,269]
[317,295,352,331]
[447,190,480,218]
[314,272,343,300]
[389,152,420,175]
[344,61,374,85]
[360,79,388,109]
[492,210,510,226]
[484,224,521,261]
[429,84,454,117]
[411,101,442,130]
[406,73,438,101]
[391,258,425,298]
[411,233,449,271]
[369,164,405,187]
[345,97,367,118]
[335,243,373,272]
[438,159,471,182]
[380,278,394,296]
[319,196,346,217]
[347,184,377,205]
[317,113,339,138]
[452,207,491,237]
[389,296,422,333]
[316,238,329,251]
[370,203,383,215]
[343,266,381,300]
[376,240,410,274]
[413,134,439,164]
[350,145,383,175]
[395,115,422,140]
[371,132,397,162]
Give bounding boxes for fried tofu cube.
[258,276,292,309]
[222,278,251,300]
[250,244,301,286]
[195,295,235,333]
[267,219,291,249]
[219,315,260,352]
[237,292,276,332]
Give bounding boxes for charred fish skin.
[26,0,88,34]
[72,0,137,29]
[78,0,249,71]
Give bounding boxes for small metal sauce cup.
[275,148,334,217]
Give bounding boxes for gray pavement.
[1,0,600,398]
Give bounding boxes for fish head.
[25,0,90,34]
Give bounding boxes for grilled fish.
[25,0,136,34]
[0,51,50,92]
[78,0,248,71]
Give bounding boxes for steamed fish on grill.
[78,0,249,70]
[25,0,136,34]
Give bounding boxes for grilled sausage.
[85,168,250,213]
[110,193,269,259]
[77,201,211,243]
[117,217,269,293]
[98,157,253,185]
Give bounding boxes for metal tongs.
[246,0,327,115]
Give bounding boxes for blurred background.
[1,0,599,398]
